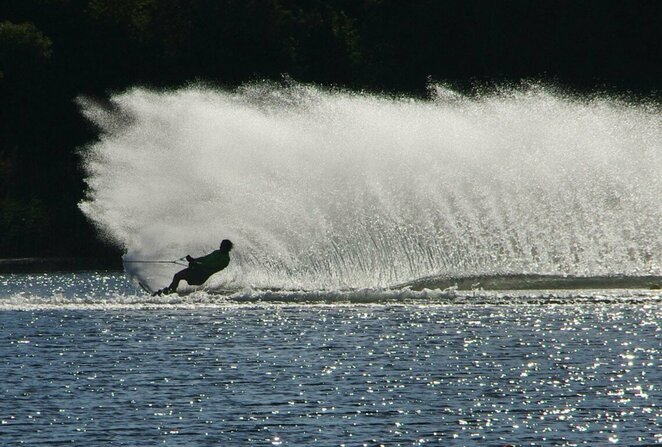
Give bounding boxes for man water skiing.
[154,239,233,295]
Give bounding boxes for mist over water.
[79,82,661,291]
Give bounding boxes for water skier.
[154,239,233,295]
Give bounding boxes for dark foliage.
[0,0,660,258]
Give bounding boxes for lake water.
[1,272,660,446]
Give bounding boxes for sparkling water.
[1,273,660,446]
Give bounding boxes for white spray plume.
[79,82,662,290]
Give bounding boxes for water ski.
[137,281,177,296]
[138,280,235,296]
[137,281,155,295]
[151,287,176,296]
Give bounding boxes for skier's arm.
[186,255,201,265]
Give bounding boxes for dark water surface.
[1,274,660,446]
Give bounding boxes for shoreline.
[0,257,123,274]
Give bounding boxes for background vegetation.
[1,0,660,259]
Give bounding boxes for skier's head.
[220,239,233,251]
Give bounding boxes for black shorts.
[183,268,212,286]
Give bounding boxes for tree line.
[1,0,660,259]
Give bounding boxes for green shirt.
[191,250,230,274]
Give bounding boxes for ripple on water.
[0,286,660,445]
[1,272,661,310]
